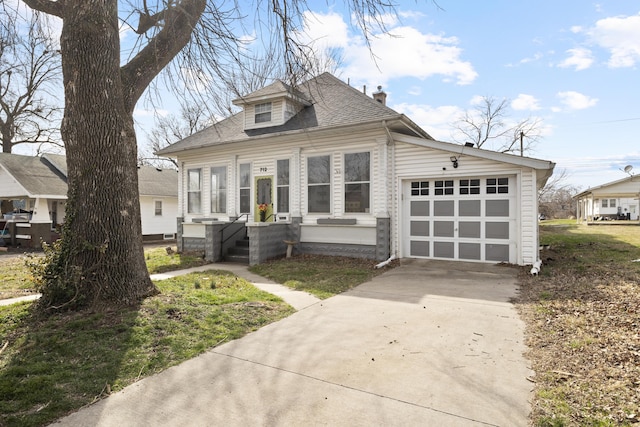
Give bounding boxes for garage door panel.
[459,200,481,216]
[486,199,510,217]
[434,242,454,258]
[486,244,509,261]
[459,221,481,238]
[459,243,481,260]
[410,200,430,216]
[434,200,454,216]
[404,176,517,263]
[410,220,429,236]
[410,241,430,257]
[434,221,454,237]
[486,222,510,239]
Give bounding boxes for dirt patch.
[515,248,640,424]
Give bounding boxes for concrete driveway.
[52,260,532,427]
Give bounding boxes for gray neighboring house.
[158,72,555,266]
[0,153,179,247]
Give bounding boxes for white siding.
[244,99,285,130]
[0,167,28,200]
[393,141,540,264]
[140,195,178,236]
[177,129,386,227]
[520,169,538,265]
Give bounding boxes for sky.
[11,0,640,191]
[272,0,639,191]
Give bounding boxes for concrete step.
[228,246,249,256]
[224,253,249,264]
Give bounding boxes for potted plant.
[258,203,268,222]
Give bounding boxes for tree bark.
[50,0,157,307]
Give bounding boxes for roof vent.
[373,86,387,106]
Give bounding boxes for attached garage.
[402,176,517,263]
[392,133,555,265]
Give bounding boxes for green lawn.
[516,222,640,426]
[0,245,207,300]
[249,254,396,299]
[0,248,394,427]
[0,271,294,427]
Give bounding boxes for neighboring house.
[574,175,640,221]
[157,72,555,266]
[0,153,178,247]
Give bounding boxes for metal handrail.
[220,213,249,257]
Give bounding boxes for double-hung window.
[239,163,251,214]
[210,166,227,213]
[254,102,272,123]
[307,155,331,213]
[277,159,290,213]
[344,152,370,213]
[187,168,202,214]
[154,200,163,216]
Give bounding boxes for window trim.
[154,200,163,216]
[343,151,371,214]
[276,159,290,213]
[307,154,332,214]
[254,102,272,124]
[210,165,227,214]
[187,168,202,214]
[239,163,251,214]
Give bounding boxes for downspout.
[379,120,397,266]
[530,259,542,276]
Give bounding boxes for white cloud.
[512,94,541,111]
[391,103,464,141]
[555,91,598,111]
[408,86,422,96]
[299,11,477,88]
[520,52,544,64]
[558,47,594,71]
[300,11,351,50]
[588,12,640,68]
[468,95,485,106]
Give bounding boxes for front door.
[255,176,273,222]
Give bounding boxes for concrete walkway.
[0,263,321,311]
[51,259,533,427]
[150,263,321,311]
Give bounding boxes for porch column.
[31,197,51,223]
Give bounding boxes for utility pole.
[520,131,524,156]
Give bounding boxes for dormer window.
[255,102,272,123]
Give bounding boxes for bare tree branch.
[20,0,65,18]
[0,7,62,153]
[454,96,543,155]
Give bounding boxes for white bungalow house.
[157,73,555,266]
[574,175,640,222]
[0,153,179,247]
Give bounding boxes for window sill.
[316,218,357,225]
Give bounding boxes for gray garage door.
[402,176,516,263]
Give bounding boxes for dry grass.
[516,221,640,426]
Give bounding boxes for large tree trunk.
[45,0,157,308]
[1,126,13,214]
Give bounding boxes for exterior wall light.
[450,156,458,168]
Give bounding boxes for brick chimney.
[372,85,387,106]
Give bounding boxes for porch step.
[224,237,250,264]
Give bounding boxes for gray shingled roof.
[0,153,68,197]
[137,166,178,197]
[0,153,177,198]
[158,72,427,155]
